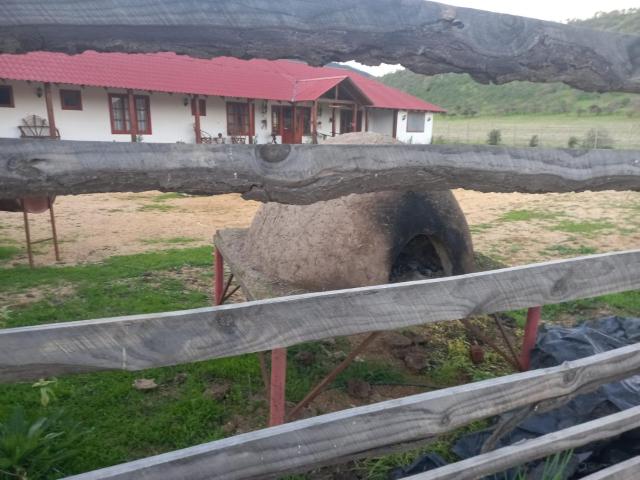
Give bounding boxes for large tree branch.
[1,139,638,203]
[1,1,640,93]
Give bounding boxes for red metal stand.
[520,306,541,371]
[214,248,224,305]
[268,348,287,426]
[213,246,284,425]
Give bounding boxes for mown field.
[433,114,640,149]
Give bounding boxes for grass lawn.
[0,246,638,478]
[433,113,640,149]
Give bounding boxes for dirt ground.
[0,189,639,267]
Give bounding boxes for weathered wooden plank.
[581,456,640,480]
[1,250,639,381]
[63,344,640,480]
[411,406,640,480]
[2,139,640,203]
[2,1,640,93]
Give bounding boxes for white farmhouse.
[0,52,444,145]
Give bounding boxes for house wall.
[368,109,395,137]
[396,110,434,144]
[0,80,435,144]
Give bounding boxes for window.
[227,102,250,135]
[191,98,206,116]
[406,111,426,132]
[60,89,82,110]
[108,93,151,134]
[0,85,14,108]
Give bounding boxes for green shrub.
[528,135,540,147]
[487,129,502,145]
[567,136,580,148]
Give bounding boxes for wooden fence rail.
[411,405,640,480]
[1,250,639,382]
[63,343,640,479]
[581,456,640,480]
[1,139,640,202]
[2,0,640,94]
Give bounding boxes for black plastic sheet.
[391,316,640,479]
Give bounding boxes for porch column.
[43,83,57,139]
[248,99,255,144]
[331,106,336,137]
[127,89,138,142]
[352,104,357,133]
[311,100,318,144]
[392,109,398,139]
[364,107,369,133]
[193,95,202,144]
[292,102,297,143]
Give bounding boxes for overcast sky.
[344,1,638,76]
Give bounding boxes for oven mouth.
[390,234,453,283]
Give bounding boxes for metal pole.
[520,306,541,371]
[22,205,34,268]
[48,197,61,262]
[287,331,381,420]
[214,247,224,305]
[269,348,287,426]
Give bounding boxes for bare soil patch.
[1,190,638,268]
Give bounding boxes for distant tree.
[487,129,502,146]
[588,104,602,115]
[529,135,540,147]
[567,136,580,148]
[582,128,614,149]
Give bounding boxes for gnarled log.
[1,0,640,93]
[0,139,639,203]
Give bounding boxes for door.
[279,106,308,144]
[281,106,295,144]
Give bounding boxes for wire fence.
[433,119,640,149]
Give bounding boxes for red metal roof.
[0,51,445,112]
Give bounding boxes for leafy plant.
[32,380,57,408]
[512,450,574,480]
[0,407,84,480]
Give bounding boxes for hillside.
[380,10,640,117]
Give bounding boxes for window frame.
[108,93,152,135]
[191,98,207,116]
[406,111,426,133]
[226,101,250,136]
[0,85,14,108]
[60,89,83,111]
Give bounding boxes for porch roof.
[0,51,445,112]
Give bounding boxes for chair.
[18,114,60,139]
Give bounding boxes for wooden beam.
[43,82,57,139]
[410,406,640,480]
[127,89,137,142]
[193,95,202,144]
[61,344,640,479]
[331,107,336,137]
[391,109,398,139]
[2,140,639,203]
[1,250,639,381]
[2,1,640,94]
[248,100,255,144]
[581,456,640,480]
[311,100,318,144]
